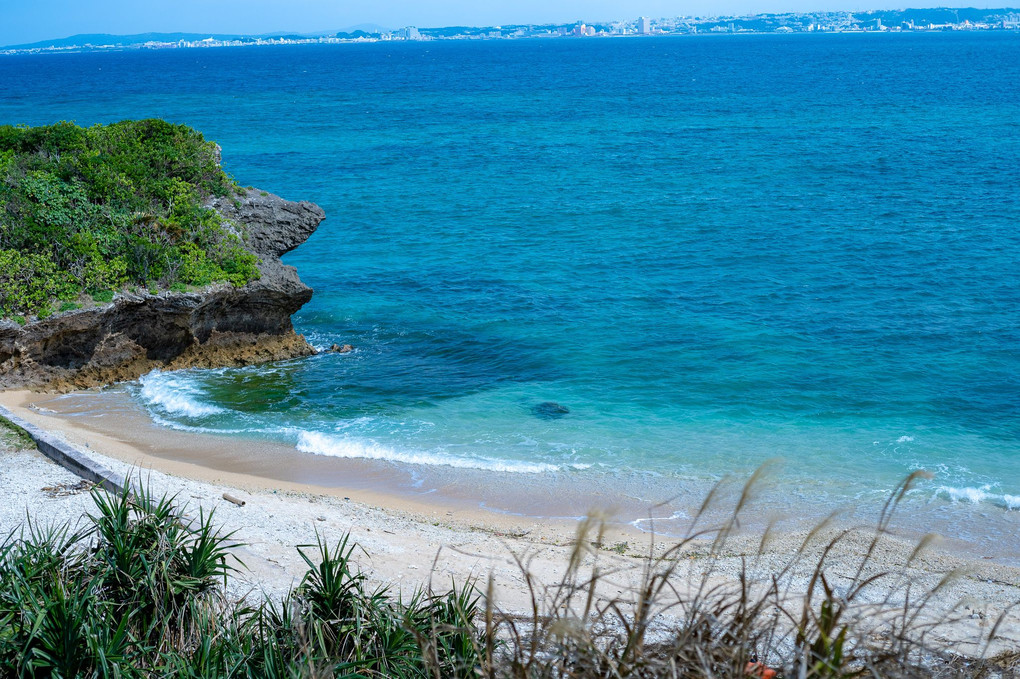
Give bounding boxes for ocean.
[2,33,1018,543]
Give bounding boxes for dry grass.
[1,469,1017,677]
[476,469,1019,678]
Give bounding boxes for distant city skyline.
[0,0,1008,46]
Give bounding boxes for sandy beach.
[2,387,1020,658]
[6,386,1020,564]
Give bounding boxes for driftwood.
[222,493,246,507]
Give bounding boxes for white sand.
[2,419,1019,659]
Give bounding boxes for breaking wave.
[296,431,587,474]
[138,370,226,419]
[935,485,1020,511]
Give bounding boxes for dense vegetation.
[1,471,1017,678]
[0,120,259,320]
[0,481,483,678]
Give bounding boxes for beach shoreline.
[2,387,1020,657]
[0,388,587,540]
[3,385,1020,569]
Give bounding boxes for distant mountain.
[3,25,397,50]
[6,33,238,49]
[851,6,1018,24]
[1,31,319,50]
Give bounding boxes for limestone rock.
[0,189,326,392]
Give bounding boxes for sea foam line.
[138,370,225,418]
[935,485,1020,511]
[296,431,581,474]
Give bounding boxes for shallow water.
[1,33,1018,536]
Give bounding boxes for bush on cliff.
[0,119,259,318]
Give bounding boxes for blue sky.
[1,0,1002,46]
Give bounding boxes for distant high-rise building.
[401,26,422,40]
[638,17,652,34]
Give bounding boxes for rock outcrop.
[0,190,326,392]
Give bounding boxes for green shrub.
[1,473,1016,678]
[176,242,218,287]
[0,479,481,677]
[0,249,73,317]
[218,243,260,287]
[0,120,260,320]
[91,290,115,303]
[58,301,79,312]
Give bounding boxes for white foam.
[938,485,990,504]
[296,431,573,474]
[936,485,1019,511]
[147,413,243,434]
[630,510,689,533]
[138,370,225,418]
[897,435,915,443]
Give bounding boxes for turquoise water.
[2,34,1019,519]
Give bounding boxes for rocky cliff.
[0,190,325,392]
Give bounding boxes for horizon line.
[5,5,1020,49]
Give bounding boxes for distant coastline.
[3,7,1018,55]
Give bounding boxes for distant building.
[638,16,652,34]
[400,26,422,40]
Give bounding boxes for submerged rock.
[0,190,326,392]
[531,402,570,420]
[329,344,355,354]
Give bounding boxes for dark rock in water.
[329,344,354,354]
[0,189,325,392]
[532,402,570,420]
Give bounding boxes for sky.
[0,0,1004,46]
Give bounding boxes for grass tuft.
[0,418,35,450]
[0,471,1016,677]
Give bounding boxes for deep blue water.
[2,34,1019,515]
